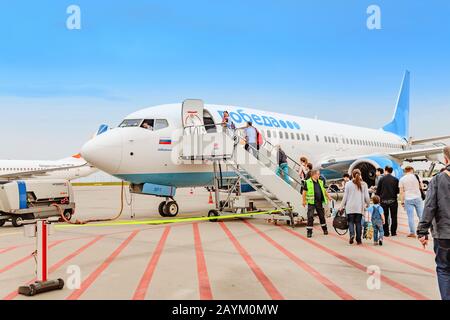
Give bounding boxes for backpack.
[371,205,382,221]
[255,128,263,146]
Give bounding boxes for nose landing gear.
[158,199,179,217]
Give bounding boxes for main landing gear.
[158,198,179,217]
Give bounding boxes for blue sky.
[0,0,449,159]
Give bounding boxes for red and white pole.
[36,220,48,282]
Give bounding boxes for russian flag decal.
[159,138,172,145]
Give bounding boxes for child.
[366,195,386,246]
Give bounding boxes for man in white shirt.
[399,166,424,238]
[244,122,258,159]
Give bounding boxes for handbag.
[414,174,426,201]
[333,209,349,235]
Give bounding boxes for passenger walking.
[302,169,332,238]
[244,122,258,159]
[298,157,309,180]
[276,146,290,184]
[375,168,384,187]
[221,111,230,128]
[399,166,424,237]
[340,169,370,245]
[304,163,314,180]
[376,166,400,237]
[366,195,385,246]
[417,146,450,300]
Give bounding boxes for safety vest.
[305,178,328,205]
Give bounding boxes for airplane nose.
[81,129,123,174]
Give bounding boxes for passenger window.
[267,130,272,138]
[297,133,301,140]
[301,133,305,141]
[154,119,169,131]
[279,131,283,139]
[285,132,289,139]
[306,134,310,141]
[290,133,295,140]
[324,136,328,143]
[316,135,319,142]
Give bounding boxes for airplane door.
[334,134,344,151]
[182,99,205,133]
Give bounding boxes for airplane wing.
[389,146,445,161]
[411,135,450,145]
[320,145,446,178]
[0,163,89,181]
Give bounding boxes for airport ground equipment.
[0,179,75,227]
[179,117,308,227]
[18,219,65,296]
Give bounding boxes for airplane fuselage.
[82,103,407,188]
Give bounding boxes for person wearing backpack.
[417,146,450,300]
[366,195,386,246]
[399,166,424,238]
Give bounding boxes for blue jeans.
[405,197,424,234]
[347,213,362,242]
[276,163,290,184]
[434,239,450,300]
[372,220,384,242]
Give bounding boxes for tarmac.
[0,186,440,300]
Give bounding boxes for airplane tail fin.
[382,70,410,140]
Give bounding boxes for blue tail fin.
[382,71,410,140]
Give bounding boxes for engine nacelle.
[348,156,403,187]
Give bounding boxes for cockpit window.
[119,119,142,128]
[141,119,155,130]
[154,119,169,130]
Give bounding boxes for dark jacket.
[417,170,450,239]
[278,149,288,165]
[376,174,399,202]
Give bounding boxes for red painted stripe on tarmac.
[193,223,213,300]
[133,226,171,300]
[219,222,284,300]
[280,226,429,300]
[385,238,434,255]
[315,227,434,274]
[3,235,104,300]
[67,231,139,300]
[244,221,354,300]
[0,240,65,275]
[0,246,19,255]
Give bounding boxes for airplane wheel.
[163,201,179,217]
[0,219,5,227]
[12,216,25,228]
[158,202,168,217]
[208,210,220,223]
[62,209,73,222]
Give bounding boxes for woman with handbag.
[340,169,371,245]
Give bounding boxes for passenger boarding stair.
[180,126,307,220]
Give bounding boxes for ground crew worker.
[302,169,332,238]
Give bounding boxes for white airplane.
[0,125,109,181]
[81,71,449,216]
